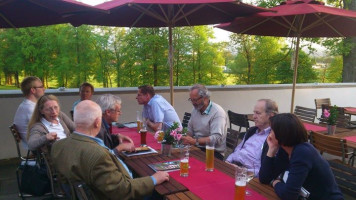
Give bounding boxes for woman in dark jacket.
[259,113,343,200]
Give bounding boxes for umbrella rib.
[158,4,170,22]
[306,14,345,37]
[240,17,274,34]
[0,12,17,28]
[130,3,168,24]
[130,4,154,27]
[174,4,206,25]
[206,4,235,18]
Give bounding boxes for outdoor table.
[165,191,200,200]
[124,148,279,199]
[344,107,356,115]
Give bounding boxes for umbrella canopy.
[217,0,356,112]
[72,0,269,105]
[0,0,101,28]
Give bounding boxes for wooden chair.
[227,110,250,133]
[73,182,95,200]
[181,112,191,128]
[309,131,355,165]
[294,106,317,123]
[328,160,356,197]
[9,124,26,161]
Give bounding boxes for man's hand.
[115,143,135,152]
[118,134,134,144]
[152,171,169,184]
[266,132,279,157]
[181,135,195,145]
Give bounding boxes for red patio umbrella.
[72,0,269,105]
[0,0,102,28]
[217,0,356,112]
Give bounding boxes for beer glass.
[140,121,147,146]
[157,130,164,143]
[179,145,190,177]
[136,111,142,133]
[205,140,214,171]
[235,167,247,200]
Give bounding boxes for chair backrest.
[182,112,191,128]
[294,106,317,123]
[69,181,95,200]
[9,124,24,160]
[320,105,351,128]
[227,110,250,133]
[328,160,356,197]
[309,131,349,164]
[315,98,331,109]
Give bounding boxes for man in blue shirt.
[136,85,181,132]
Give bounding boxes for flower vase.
[161,143,172,157]
[327,125,336,135]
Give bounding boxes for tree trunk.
[342,0,356,82]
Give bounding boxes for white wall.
[1,83,355,160]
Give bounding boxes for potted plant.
[323,105,339,134]
[155,122,187,156]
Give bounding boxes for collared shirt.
[202,101,213,115]
[143,94,181,131]
[226,127,271,176]
[40,117,67,140]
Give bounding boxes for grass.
[0,85,19,90]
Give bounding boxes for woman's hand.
[266,131,279,157]
[46,132,58,141]
[118,134,134,144]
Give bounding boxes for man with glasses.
[13,76,45,149]
[136,85,181,132]
[181,84,228,160]
[96,94,135,154]
[225,99,278,176]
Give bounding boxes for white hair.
[95,94,122,113]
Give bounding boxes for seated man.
[13,76,45,149]
[96,94,135,154]
[136,85,181,132]
[72,82,94,112]
[225,99,278,176]
[51,100,169,199]
[181,84,228,160]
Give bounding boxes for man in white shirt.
[13,76,45,149]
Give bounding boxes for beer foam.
[235,180,246,187]
[181,158,188,163]
[206,146,215,150]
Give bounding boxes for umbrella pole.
[291,35,300,113]
[169,26,174,106]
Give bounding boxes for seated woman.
[259,113,343,200]
[72,82,94,111]
[27,94,75,152]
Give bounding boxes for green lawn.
[0,85,19,90]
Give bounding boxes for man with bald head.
[51,100,169,199]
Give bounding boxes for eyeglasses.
[110,109,122,114]
[188,96,203,103]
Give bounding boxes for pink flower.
[176,127,182,132]
[176,134,182,141]
[154,131,160,139]
[170,130,177,137]
[324,109,330,118]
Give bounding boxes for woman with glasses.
[27,94,75,152]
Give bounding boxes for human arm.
[27,123,56,151]
[113,134,135,152]
[146,119,163,132]
[60,111,75,133]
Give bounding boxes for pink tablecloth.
[303,123,327,132]
[169,157,267,200]
[345,136,356,143]
[345,107,356,113]
[111,127,161,150]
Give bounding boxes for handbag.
[20,151,51,196]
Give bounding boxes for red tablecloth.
[345,136,356,143]
[169,157,267,200]
[345,107,356,113]
[303,123,327,132]
[111,127,161,150]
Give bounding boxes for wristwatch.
[195,138,199,146]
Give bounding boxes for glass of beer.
[180,145,190,177]
[205,140,214,171]
[157,130,164,143]
[140,122,147,146]
[136,111,142,133]
[235,168,247,200]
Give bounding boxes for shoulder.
[291,143,315,161]
[30,122,47,132]
[211,102,227,116]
